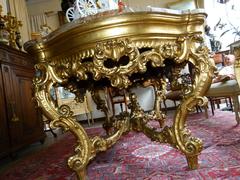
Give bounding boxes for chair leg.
[163,100,167,109]
[225,98,229,107]
[90,112,94,124]
[196,106,202,113]
[173,100,177,107]
[216,99,220,109]
[112,104,115,116]
[196,106,199,113]
[85,113,90,126]
[210,99,215,116]
[49,128,57,138]
[204,105,209,119]
[162,100,167,114]
[229,97,233,111]
[232,96,240,124]
[124,102,128,112]
[44,121,57,138]
[120,103,123,112]
[163,100,167,111]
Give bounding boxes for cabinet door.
[1,64,44,151]
[0,66,10,157]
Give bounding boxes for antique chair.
[55,88,94,126]
[163,62,204,112]
[206,54,240,124]
[42,115,57,137]
[107,87,128,116]
[206,53,233,115]
[165,72,191,103]
[164,73,204,113]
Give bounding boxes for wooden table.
[24,9,215,179]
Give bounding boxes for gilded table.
[24,10,215,179]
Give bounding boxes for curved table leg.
[126,45,215,170]
[171,46,215,169]
[34,64,132,179]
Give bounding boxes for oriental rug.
[0,110,240,180]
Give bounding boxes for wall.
[76,86,158,120]
[204,0,240,51]
[26,0,204,33]
[26,0,61,31]
[0,0,8,15]
[123,0,177,10]
[26,0,184,32]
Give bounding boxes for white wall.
[77,86,157,120]
[123,0,177,10]
[204,0,240,51]
[76,85,178,121]
[0,0,8,15]
[26,0,61,31]
[26,0,180,32]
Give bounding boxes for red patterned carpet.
[0,110,240,180]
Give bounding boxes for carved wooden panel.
[0,65,10,157]
[0,44,45,156]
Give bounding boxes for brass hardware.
[9,102,19,122]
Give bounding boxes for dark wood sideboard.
[0,44,45,158]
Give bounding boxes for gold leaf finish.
[25,11,214,179]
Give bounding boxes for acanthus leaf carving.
[47,36,200,89]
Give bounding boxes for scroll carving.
[29,15,214,178]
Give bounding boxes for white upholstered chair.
[55,88,94,126]
[206,55,240,124]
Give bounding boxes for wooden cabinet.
[0,44,45,158]
[0,67,10,158]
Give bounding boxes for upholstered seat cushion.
[206,80,240,96]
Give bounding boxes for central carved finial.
[95,39,135,62]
